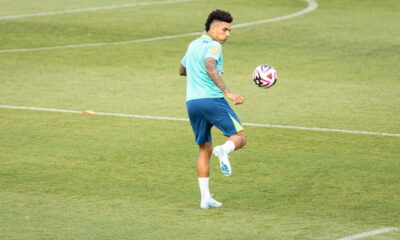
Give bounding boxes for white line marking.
[231,0,318,29]
[1,105,399,137]
[0,0,197,20]
[242,123,400,137]
[0,0,318,53]
[0,32,203,53]
[336,227,399,240]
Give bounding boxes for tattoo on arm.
[179,64,186,76]
[205,58,230,94]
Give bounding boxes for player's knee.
[199,142,213,152]
[235,131,246,148]
[240,135,247,148]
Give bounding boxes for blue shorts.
[186,98,244,145]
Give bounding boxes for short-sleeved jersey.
[181,34,224,101]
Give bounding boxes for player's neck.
[206,32,216,41]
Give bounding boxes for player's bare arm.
[205,57,228,92]
[179,64,186,76]
[205,57,244,105]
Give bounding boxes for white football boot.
[212,146,232,176]
[200,196,223,209]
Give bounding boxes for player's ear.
[208,26,214,34]
[209,21,217,33]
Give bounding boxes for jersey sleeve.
[181,53,187,67]
[204,42,222,61]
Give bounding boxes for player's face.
[209,21,231,44]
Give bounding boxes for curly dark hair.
[204,9,233,32]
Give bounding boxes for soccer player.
[179,9,246,209]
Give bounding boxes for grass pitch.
[1,0,399,239]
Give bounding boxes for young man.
[179,9,246,209]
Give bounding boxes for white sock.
[198,177,211,201]
[221,140,235,154]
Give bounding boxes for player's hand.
[227,92,244,105]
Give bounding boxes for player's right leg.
[228,130,246,150]
[213,130,246,176]
[211,98,246,176]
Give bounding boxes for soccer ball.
[252,64,278,89]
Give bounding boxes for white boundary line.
[336,227,399,240]
[231,0,318,29]
[1,105,399,137]
[0,32,203,53]
[0,0,318,53]
[0,0,197,20]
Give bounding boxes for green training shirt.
[181,34,224,101]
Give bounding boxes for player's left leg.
[197,142,222,209]
[197,142,212,178]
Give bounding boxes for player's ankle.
[221,140,235,154]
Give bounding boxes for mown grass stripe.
[0,0,318,53]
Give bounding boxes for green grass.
[1,109,399,240]
[1,0,399,239]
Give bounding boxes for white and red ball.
[252,64,278,89]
